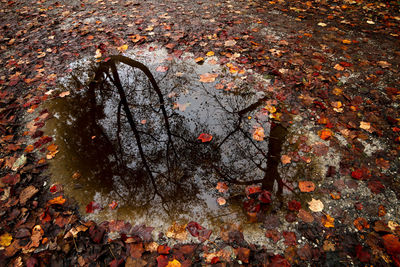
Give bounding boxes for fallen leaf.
[206,51,214,56]
[86,201,101,213]
[117,44,128,52]
[217,197,226,205]
[166,259,181,267]
[109,201,118,210]
[253,126,265,141]
[166,222,187,241]
[195,57,204,63]
[342,39,352,44]
[216,182,228,193]
[318,128,333,140]
[20,186,39,205]
[354,217,369,231]
[308,198,324,212]
[298,209,314,223]
[322,214,335,228]
[156,66,168,72]
[48,195,66,205]
[224,40,237,46]
[298,181,315,192]
[281,155,291,165]
[59,91,70,98]
[198,133,213,143]
[318,22,327,27]
[199,73,218,83]
[360,121,371,131]
[0,233,12,247]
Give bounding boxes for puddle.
[43,47,290,239]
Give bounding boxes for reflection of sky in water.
[44,47,279,234]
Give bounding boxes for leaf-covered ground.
[0,0,400,265]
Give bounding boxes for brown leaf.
[19,186,38,205]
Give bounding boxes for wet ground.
[1,0,400,265]
[43,47,292,237]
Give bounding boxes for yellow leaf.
[118,44,128,52]
[166,259,181,267]
[0,233,12,247]
[342,39,352,44]
[322,214,335,228]
[206,51,214,57]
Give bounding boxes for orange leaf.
[25,145,34,153]
[48,196,66,205]
[216,182,228,193]
[47,144,58,152]
[198,133,213,143]
[298,181,315,192]
[318,129,333,140]
[252,127,265,141]
[353,217,369,231]
[281,155,291,165]
[322,214,335,228]
[199,73,218,83]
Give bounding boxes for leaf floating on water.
[199,73,218,83]
[173,102,190,111]
[318,128,333,140]
[197,133,213,143]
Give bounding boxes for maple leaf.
[199,73,218,83]
[298,181,315,192]
[197,133,213,143]
[186,221,212,241]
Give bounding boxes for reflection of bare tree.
[50,55,287,222]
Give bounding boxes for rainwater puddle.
[43,47,290,241]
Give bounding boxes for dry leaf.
[281,155,291,165]
[166,222,187,241]
[253,127,265,141]
[298,181,315,192]
[308,198,324,212]
[59,91,70,98]
[322,214,335,228]
[199,73,218,83]
[217,197,226,205]
[0,233,12,247]
[20,186,39,205]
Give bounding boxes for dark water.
[44,52,288,233]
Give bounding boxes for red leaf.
[355,245,371,263]
[197,133,213,143]
[288,200,301,211]
[383,234,400,256]
[258,190,271,204]
[269,255,291,267]
[157,245,171,255]
[156,255,168,267]
[245,185,262,196]
[186,221,212,241]
[86,201,101,213]
[351,169,363,180]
